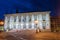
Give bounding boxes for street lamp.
[34,20,40,33]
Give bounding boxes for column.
[9,16,12,29]
[31,15,34,29]
[11,16,14,29]
[31,23,34,29]
[39,14,43,30]
[46,14,50,20]
[26,16,29,29]
[18,17,21,30]
[16,16,19,29]
[13,16,15,30]
[37,15,39,28]
[9,16,14,30]
[18,17,20,30]
[21,16,23,29]
[37,15,38,21]
[13,17,16,29]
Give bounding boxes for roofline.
[4,11,51,16]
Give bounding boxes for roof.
[4,11,51,17]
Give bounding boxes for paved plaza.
[0,30,60,40]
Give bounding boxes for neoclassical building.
[4,11,51,32]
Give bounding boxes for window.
[7,17,10,23]
[23,24,26,29]
[7,26,10,29]
[14,17,16,22]
[29,16,31,22]
[42,14,46,21]
[42,22,46,29]
[26,16,29,22]
[28,16,31,22]
[13,24,16,29]
[34,15,37,21]
[29,24,32,29]
[19,17,21,22]
[18,25,21,29]
[10,16,14,22]
[8,19,10,23]
[34,24,37,29]
[23,17,26,22]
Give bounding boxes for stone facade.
[4,12,51,32]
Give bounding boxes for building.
[51,16,60,32]
[4,11,51,32]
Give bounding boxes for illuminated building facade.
[4,11,51,32]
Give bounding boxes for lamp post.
[34,20,40,33]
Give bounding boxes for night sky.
[0,0,59,20]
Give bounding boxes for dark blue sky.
[0,0,58,20]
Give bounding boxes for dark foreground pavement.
[0,30,60,40]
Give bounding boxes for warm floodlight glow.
[0,21,4,25]
[34,20,38,24]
